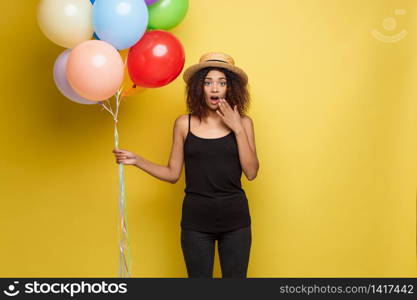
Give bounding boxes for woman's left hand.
[216,98,243,133]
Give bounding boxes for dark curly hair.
[185,67,250,122]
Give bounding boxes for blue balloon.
[90,0,95,3]
[92,0,148,50]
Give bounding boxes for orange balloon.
[119,49,147,97]
[66,40,124,101]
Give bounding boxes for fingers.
[115,156,130,164]
[218,102,225,114]
[113,148,124,153]
[219,99,232,113]
[112,148,131,164]
[216,109,224,118]
[219,98,230,107]
[113,148,130,156]
[218,99,226,113]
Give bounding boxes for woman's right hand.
[112,148,138,166]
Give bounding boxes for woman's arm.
[216,99,259,181]
[113,115,186,184]
[234,116,259,181]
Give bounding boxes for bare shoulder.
[241,115,257,151]
[175,114,189,124]
[241,114,254,127]
[174,114,189,139]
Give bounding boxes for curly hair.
[185,67,250,122]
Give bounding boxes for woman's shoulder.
[174,114,189,125]
[240,114,254,132]
[240,114,253,124]
[173,114,190,138]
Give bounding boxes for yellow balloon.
[37,0,93,48]
[119,49,147,97]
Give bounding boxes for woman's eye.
[204,81,226,86]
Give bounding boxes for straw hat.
[183,52,248,85]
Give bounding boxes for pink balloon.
[66,40,124,101]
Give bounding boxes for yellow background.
[1,0,416,277]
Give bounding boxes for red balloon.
[127,30,185,88]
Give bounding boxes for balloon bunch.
[37,0,188,277]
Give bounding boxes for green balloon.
[148,0,189,30]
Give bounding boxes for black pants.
[180,226,251,278]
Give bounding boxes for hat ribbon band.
[205,59,228,64]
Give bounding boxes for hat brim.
[182,61,248,85]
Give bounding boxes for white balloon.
[53,49,97,105]
[37,0,94,48]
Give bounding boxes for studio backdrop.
[0,0,416,277]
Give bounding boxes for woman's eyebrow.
[205,77,226,80]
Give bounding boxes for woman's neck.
[201,109,222,124]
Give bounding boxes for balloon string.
[99,92,132,278]
[114,92,131,278]
[99,101,115,119]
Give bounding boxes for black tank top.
[181,113,251,232]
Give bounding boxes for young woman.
[112,52,259,278]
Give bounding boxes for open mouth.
[209,96,220,105]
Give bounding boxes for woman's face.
[203,69,227,111]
